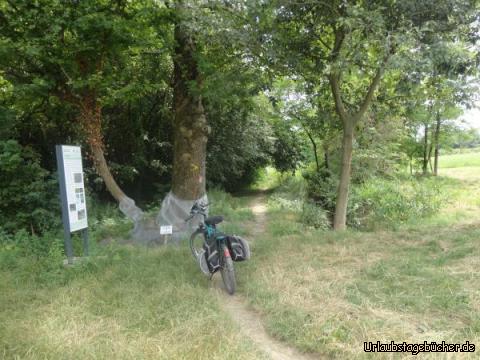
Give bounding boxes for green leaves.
[0,140,59,234]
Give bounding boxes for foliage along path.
[211,194,320,360]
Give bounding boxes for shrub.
[302,167,446,229]
[349,177,445,229]
[275,173,306,198]
[302,168,337,213]
[0,140,60,234]
[0,229,65,281]
[300,202,330,230]
[267,194,302,212]
[267,174,305,213]
[267,173,330,230]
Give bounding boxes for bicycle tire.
[220,245,236,295]
[189,229,205,260]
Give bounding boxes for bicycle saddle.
[205,216,224,226]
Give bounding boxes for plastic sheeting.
[129,191,208,245]
[119,197,144,222]
[157,191,208,243]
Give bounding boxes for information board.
[56,145,88,232]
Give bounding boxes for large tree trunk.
[171,13,208,200]
[433,112,441,176]
[423,123,429,175]
[333,123,354,230]
[156,4,209,241]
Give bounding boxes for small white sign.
[160,225,173,235]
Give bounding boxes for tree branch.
[303,126,320,172]
[329,71,348,124]
[317,36,332,51]
[330,26,344,62]
[353,53,390,122]
[328,26,348,124]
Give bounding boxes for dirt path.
[211,194,320,360]
[213,280,318,360]
[249,193,268,238]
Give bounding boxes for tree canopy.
[0,0,478,234]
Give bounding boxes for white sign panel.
[59,146,88,232]
[160,225,173,235]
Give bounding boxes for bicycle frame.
[188,202,237,294]
[197,223,230,257]
[189,207,231,272]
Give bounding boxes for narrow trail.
[248,193,268,238]
[211,193,320,360]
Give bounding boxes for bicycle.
[186,201,237,295]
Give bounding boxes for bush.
[302,167,446,229]
[300,202,330,230]
[267,173,330,230]
[0,229,63,257]
[268,194,302,212]
[0,229,65,282]
[0,140,60,234]
[349,177,445,229]
[267,174,305,212]
[302,168,337,214]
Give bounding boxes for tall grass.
[0,189,263,359]
[2,168,478,359]
[0,245,265,359]
[349,176,448,230]
[240,171,480,358]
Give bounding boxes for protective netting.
[157,191,208,242]
[128,191,208,245]
[119,197,144,222]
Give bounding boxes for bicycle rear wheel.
[220,245,236,295]
[189,229,205,260]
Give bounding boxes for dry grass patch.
[240,199,480,358]
[0,246,265,360]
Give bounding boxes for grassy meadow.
[1,151,480,359]
[237,150,480,358]
[438,151,480,169]
[0,192,264,360]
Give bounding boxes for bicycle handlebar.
[185,201,211,222]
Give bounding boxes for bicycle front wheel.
[220,245,236,295]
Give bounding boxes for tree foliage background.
[0,0,479,234]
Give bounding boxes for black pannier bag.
[227,235,251,262]
[204,237,221,273]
